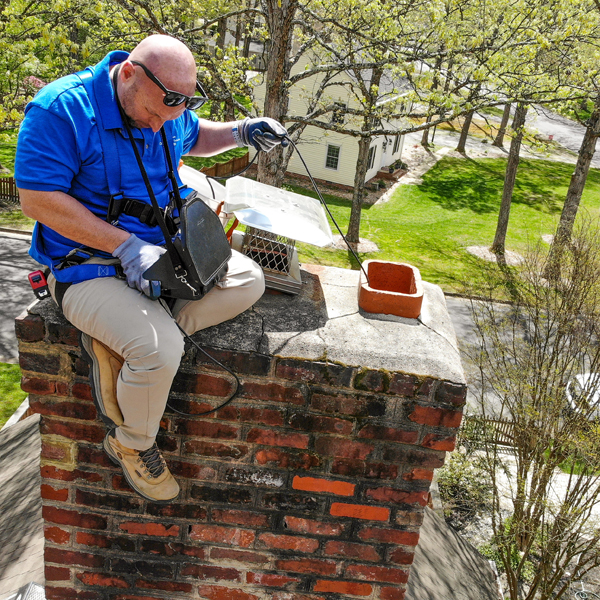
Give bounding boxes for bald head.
[129,35,197,96]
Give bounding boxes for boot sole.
[103,434,177,504]
[80,332,120,428]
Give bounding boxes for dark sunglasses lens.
[163,92,186,107]
[186,97,206,110]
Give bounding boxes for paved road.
[0,232,40,363]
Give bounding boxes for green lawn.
[0,363,27,428]
[296,156,600,292]
[0,130,17,175]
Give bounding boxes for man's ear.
[120,60,136,82]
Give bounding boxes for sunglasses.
[130,60,209,110]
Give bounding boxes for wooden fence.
[460,415,517,453]
[200,154,249,178]
[0,177,19,207]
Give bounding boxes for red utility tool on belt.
[28,270,50,300]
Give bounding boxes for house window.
[367,146,376,170]
[393,135,401,154]
[326,144,341,170]
[332,102,346,124]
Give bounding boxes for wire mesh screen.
[241,227,295,275]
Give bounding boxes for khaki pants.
[49,250,264,450]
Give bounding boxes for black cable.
[166,320,241,417]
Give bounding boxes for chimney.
[16,264,466,600]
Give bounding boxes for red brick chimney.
[16,265,466,600]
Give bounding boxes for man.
[15,35,288,503]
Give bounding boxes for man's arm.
[19,189,130,253]
[186,119,237,157]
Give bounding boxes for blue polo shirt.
[15,50,200,279]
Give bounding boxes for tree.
[468,222,600,600]
[492,103,511,148]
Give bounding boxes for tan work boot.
[80,332,124,427]
[104,431,180,503]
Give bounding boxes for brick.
[358,425,419,444]
[292,476,355,497]
[240,381,305,405]
[314,580,373,595]
[174,418,240,440]
[382,445,445,468]
[388,372,419,396]
[191,347,272,376]
[323,540,381,562]
[246,572,300,587]
[272,594,325,600]
[20,351,61,374]
[31,398,96,420]
[211,509,270,528]
[331,459,399,480]
[380,587,406,600]
[119,522,179,537]
[421,433,456,451]
[45,588,102,600]
[211,548,270,564]
[262,492,319,512]
[76,572,129,588]
[254,448,320,470]
[358,528,420,545]
[140,539,205,559]
[435,381,467,405]
[366,487,429,507]
[330,503,390,521]
[21,376,56,395]
[78,444,114,468]
[71,383,94,401]
[181,564,241,581]
[218,405,285,426]
[41,440,74,463]
[354,369,388,392]
[55,381,70,396]
[40,416,105,443]
[247,428,309,449]
[136,579,193,593]
[171,371,233,396]
[45,548,104,568]
[45,526,71,545]
[76,489,143,513]
[191,485,253,504]
[388,548,415,565]
[155,432,178,452]
[184,439,249,460]
[311,392,387,417]
[15,312,45,342]
[403,468,434,482]
[345,564,409,584]
[408,405,463,428]
[258,533,319,553]
[288,412,353,435]
[110,558,173,578]
[170,459,217,480]
[284,516,345,537]
[41,484,69,502]
[71,355,90,377]
[395,510,425,528]
[189,524,255,547]
[276,359,354,388]
[43,506,107,530]
[112,596,159,600]
[223,467,286,488]
[314,436,373,459]
[197,585,260,600]
[46,566,71,581]
[145,503,208,520]
[41,465,103,483]
[76,532,136,553]
[275,558,336,576]
[48,321,79,346]
[418,378,436,396]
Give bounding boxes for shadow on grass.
[420,157,570,215]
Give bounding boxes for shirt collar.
[90,50,130,130]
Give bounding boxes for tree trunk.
[347,136,372,244]
[545,98,600,278]
[456,110,474,153]
[256,0,298,187]
[493,103,511,148]
[491,102,528,256]
[216,18,227,50]
[421,115,432,146]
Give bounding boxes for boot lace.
[137,443,166,478]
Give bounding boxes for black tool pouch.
[143,191,231,301]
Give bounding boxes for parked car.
[565,373,600,420]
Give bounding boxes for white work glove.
[112,234,165,298]
[233,117,289,152]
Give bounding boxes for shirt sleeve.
[15,105,81,193]
[180,109,200,155]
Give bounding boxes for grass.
[0,363,27,428]
[0,130,17,175]
[294,156,600,293]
